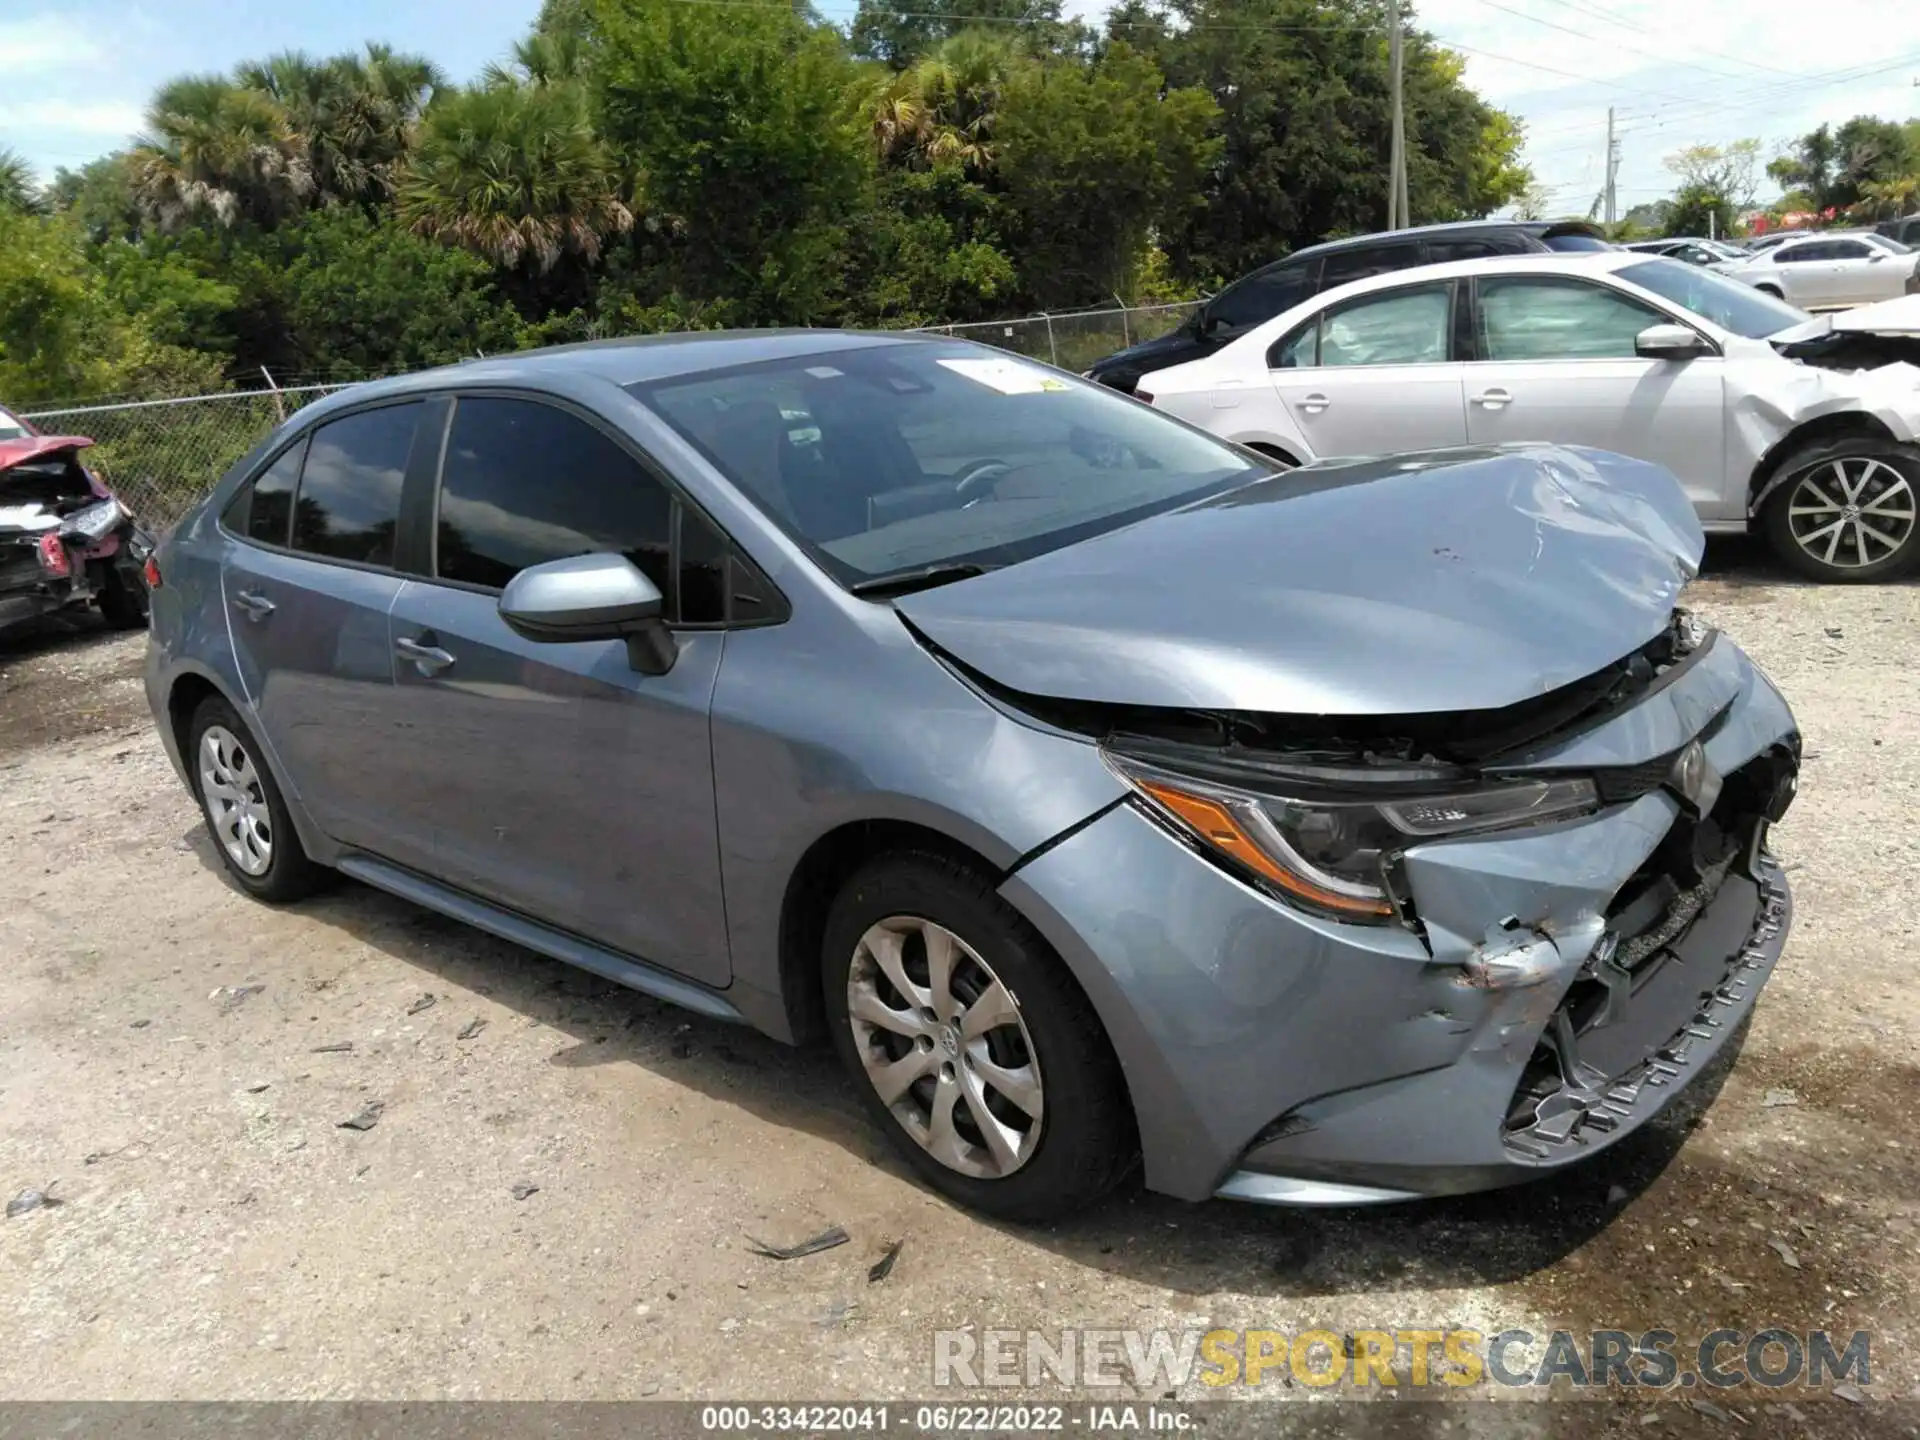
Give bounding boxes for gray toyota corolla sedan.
[144,332,1800,1221]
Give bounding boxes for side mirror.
[499,552,677,676]
[1867,251,1887,262]
[1634,323,1711,362]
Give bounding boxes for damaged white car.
[1139,253,1920,581]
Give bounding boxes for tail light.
[143,554,163,589]
[35,533,71,578]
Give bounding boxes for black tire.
[1759,435,1920,583]
[97,567,148,629]
[822,851,1137,1222]
[186,696,329,902]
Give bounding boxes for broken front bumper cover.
[1217,850,1790,1206]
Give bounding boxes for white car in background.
[1721,231,1920,310]
[1137,253,1920,581]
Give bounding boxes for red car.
[0,401,153,636]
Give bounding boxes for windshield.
[1618,258,1808,338]
[633,342,1263,588]
[1864,233,1913,255]
[0,406,28,441]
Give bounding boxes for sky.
[4,0,1919,218]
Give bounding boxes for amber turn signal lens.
[1136,778,1394,921]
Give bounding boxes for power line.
[1528,0,1803,77]
[1462,0,1762,85]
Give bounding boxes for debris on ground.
[310,1042,353,1054]
[212,983,265,1012]
[511,1182,539,1201]
[747,1225,849,1260]
[244,1082,270,1094]
[1832,1383,1867,1404]
[129,1018,150,1029]
[1762,1088,1801,1108]
[406,994,437,1016]
[337,1102,384,1132]
[867,1238,904,1283]
[1767,1238,1802,1270]
[456,1018,486,1041]
[1686,1397,1734,1423]
[6,1188,58,1219]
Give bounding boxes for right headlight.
[1105,751,1599,926]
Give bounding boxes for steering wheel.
[952,459,1014,504]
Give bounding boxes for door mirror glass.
[498,552,677,674]
[1634,323,1710,361]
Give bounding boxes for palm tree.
[235,45,443,209]
[0,147,45,214]
[1860,175,1919,221]
[395,83,632,272]
[129,75,314,230]
[869,31,1016,173]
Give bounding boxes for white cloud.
[0,16,103,74]
[0,99,144,137]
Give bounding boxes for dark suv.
[1087,219,1612,393]
[1877,215,1920,248]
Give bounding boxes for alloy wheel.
[846,916,1044,1179]
[1784,456,1916,571]
[199,725,273,876]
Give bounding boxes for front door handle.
[1298,392,1331,415]
[231,589,275,620]
[1472,387,1513,410]
[395,635,455,675]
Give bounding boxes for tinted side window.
[291,405,419,566]
[436,396,673,603]
[1774,244,1819,263]
[1205,263,1316,333]
[1477,277,1662,361]
[1543,233,1612,253]
[228,439,305,546]
[1320,242,1425,289]
[1427,237,1501,262]
[1828,240,1872,259]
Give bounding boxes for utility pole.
[1388,0,1408,229]
[1603,106,1617,227]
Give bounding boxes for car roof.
[1273,218,1604,266]
[289,328,939,412]
[1282,248,1646,300]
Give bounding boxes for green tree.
[1135,0,1529,286]
[1666,182,1735,242]
[587,0,872,322]
[129,75,316,231]
[236,45,445,210]
[1665,139,1762,214]
[851,0,1090,69]
[0,148,45,215]
[1770,118,1914,216]
[396,82,632,276]
[0,210,225,403]
[994,43,1220,306]
[47,155,145,243]
[869,30,1019,174]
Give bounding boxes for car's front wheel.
[187,696,329,901]
[1761,436,1920,582]
[822,852,1136,1221]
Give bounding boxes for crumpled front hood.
[897,444,1704,717]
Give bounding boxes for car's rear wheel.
[1761,437,1920,582]
[822,852,1136,1221]
[187,696,328,901]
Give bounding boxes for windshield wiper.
[848,561,1000,598]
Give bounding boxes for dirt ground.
[1,537,1916,1428]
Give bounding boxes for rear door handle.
[1298,392,1331,415]
[1472,387,1512,410]
[395,635,455,675]
[231,589,275,620]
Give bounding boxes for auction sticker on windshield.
[938,357,1073,394]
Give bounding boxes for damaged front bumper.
[999,633,1799,1206]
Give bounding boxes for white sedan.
[1138,252,1920,581]
[1720,231,1919,310]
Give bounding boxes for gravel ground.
[1,539,1916,1430]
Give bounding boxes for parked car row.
[1084,230,1920,581]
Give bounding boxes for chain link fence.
[21,300,1203,532]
